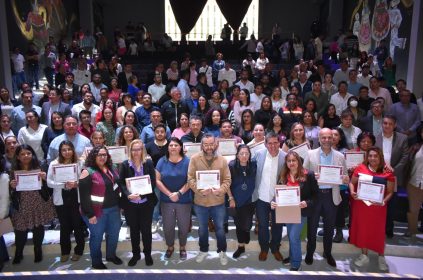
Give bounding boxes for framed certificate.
[357,181,385,204]
[196,170,220,190]
[288,142,310,159]
[345,151,365,168]
[275,185,300,206]
[125,175,153,195]
[52,164,78,183]
[107,146,128,163]
[318,165,343,185]
[183,143,202,158]
[217,139,237,156]
[15,170,42,191]
[249,141,265,156]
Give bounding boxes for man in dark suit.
[40,87,71,125]
[375,114,409,238]
[118,63,134,92]
[358,100,384,136]
[294,72,312,100]
[58,73,80,103]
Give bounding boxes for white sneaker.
[354,254,369,267]
[219,251,228,265]
[196,251,208,263]
[152,221,158,233]
[378,256,389,271]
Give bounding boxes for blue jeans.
[83,206,121,266]
[286,216,306,269]
[12,71,26,95]
[194,203,226,252]
[256,199,283,252]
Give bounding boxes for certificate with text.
[275,185,301,206]
[52,163,78,183]
[126,175,153,195]
[107,146,128,163]
[196,170,220,190]
[183,143,202,158]
[345,151,365,168]
[15,170,42,191]
[288,142,310,159]
[318,165,343,185]
[357,181,385,204]
[217,139,237,156]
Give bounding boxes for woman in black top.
[234,109,255,144]
[254,96,276,127]
[318,103,341,129]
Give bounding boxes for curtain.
[215,0,252,31]
[169,0,207,40]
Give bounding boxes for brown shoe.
[60,255,69,262]
[272,251,283,262]
[258,251,268,261]
[71,254,82,261]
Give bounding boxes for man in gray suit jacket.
[253,131,286,262]
[303,128,348,267]
[40,87,71,125]
[375,114,409,237]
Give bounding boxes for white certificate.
[217,139,237,156]
[107,146,128,163]
[52,164,78,183]
[15,170,42,191]
[126,175,153,195]
[345,151,365,168]
[183,143,202,158]
[357,181,385,204]
[288,142,310,159]
[196,170,220,190]
[318,165,343,185]
[249,141,265,156]
[275,185,301,206]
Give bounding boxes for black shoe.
[333,229,343,243]
[386,230,394,238]
[323,253,336,267]
[282,257,290,266]
[317,229,324,236]
[106,256,123,265]
[305,253,313,265]
[12,255,23,265]
[128,255,140,267]
[145,254,153,266]
[92,263,108,269]
[224,223,228,233]
[232,246,245,259]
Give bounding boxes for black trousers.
[233,202,255,244]
[335,190,348,228]
[14,225,44,258]
[386,192,397,233]
[125,202,154,256]
[56,204,85,256]
[307,190,337,256]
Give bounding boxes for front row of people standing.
[6,130,394,271]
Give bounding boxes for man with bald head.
[303,128,348,267]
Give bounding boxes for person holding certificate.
[47,141,85,262]
[349,146,394,271]
[9,145,56,264]
[79,146,122,269]
[119,139,157,267]
[187,133,231,265]
[228,145,257,259]
[156,137,192,260]
[271,151,318,271]
[302,128,349,267]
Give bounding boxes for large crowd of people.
[1,27,422,273]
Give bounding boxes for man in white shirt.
[333,60,350,85]
[357,64,372,88]
[72,58,91,87]
[253,132,286,262]
[198,59,213,87]
[250,84,265,111]
[88,74,108,103]
[369,77,393,111]
[330,81,353,115]
[177,70,191,101]
[235,69,255,94]
[218,63,236,86]
[11,47,26,96]
[71,91,100,126]
[148,75,166,104]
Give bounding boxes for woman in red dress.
[349,146,394,271]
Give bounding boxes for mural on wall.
[350,0,411,62]
[11,0,78,50]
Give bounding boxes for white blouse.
[17,124,47,162]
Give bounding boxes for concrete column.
[79,0,94,34]
[406,0,423,97]
[0,0,13,94]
